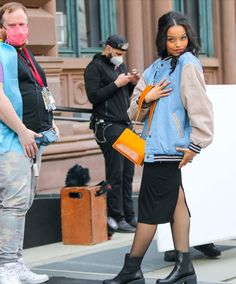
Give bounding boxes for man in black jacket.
[84,35,140,233]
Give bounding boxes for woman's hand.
[176,147,197,169]
[144,78,172,104]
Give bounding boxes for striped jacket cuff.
[189,143,201,154]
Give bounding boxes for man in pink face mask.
[0,3,29,47]
[0,2,58,284]
[4,23,29,47]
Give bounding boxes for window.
[56,11,67,47]
[173,0,214,56]
[56,0,117,57]
[56,0,78,56]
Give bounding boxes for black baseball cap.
[105,34,129,51]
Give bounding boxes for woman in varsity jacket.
[103,11,213,284]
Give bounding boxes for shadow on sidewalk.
[48,277,101,283]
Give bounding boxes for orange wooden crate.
[61,186,108,245]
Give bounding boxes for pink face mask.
[5,24,29,47]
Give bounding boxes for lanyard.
[18,47,44,87]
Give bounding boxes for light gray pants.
[0,152,40,265]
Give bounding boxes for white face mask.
[110,55,123,66]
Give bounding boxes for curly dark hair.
[156,11,200,59]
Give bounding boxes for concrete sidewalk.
[22,233,236,283]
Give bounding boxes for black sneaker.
[107,217,118,239]
[193,243,221,257]
[127,217,138,228]
[117,220,136,233]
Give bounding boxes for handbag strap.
[134,85,156,136]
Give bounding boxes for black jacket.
[84,53,135,123]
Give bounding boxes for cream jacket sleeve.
[128,76,151,122]
[180,63,214,149]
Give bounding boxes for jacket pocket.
[172,112,184,138]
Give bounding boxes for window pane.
[183,0,199,37]
[56,0,68,48]
[78,0,101,49]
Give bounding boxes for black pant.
[94,121,135,222]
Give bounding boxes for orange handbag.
[112,85,156,165]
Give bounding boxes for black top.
[84,53,135,123]
[17,48,53,133]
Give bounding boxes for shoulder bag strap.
[134,85,156,136]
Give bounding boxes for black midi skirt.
[138,161,189,225]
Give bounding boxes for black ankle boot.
[103,253,145,284]
[156,251,197,284]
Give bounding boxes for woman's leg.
[130,223,157,257]
[170,186,190,252]
[103,222,157,284]
[103,162,159,284]
[156,187,196,284]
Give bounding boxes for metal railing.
[53,106,144,126]
[53,106,92,122]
